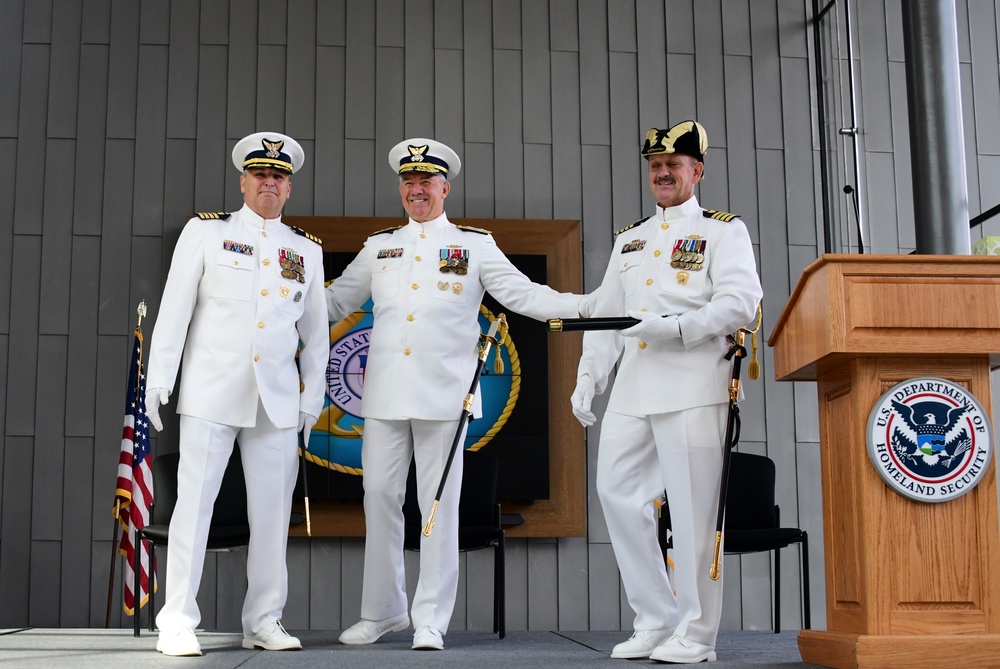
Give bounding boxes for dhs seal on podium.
[866,376,993,503]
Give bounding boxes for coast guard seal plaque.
[865,377,993,503]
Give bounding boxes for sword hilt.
[485,313,504,341]
[727,330,746,402]
[422,500,440,537]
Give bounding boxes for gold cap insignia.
[408,145,428,162]
[263,139,284,159]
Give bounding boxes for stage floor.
[0,628,824,668]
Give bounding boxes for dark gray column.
[901,0,970,255]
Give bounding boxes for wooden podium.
[769,255,1000,669]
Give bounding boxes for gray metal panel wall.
[134,45,169,237]
[65,235,101,438]
[74,45,110,237]
[4,0,1000,634]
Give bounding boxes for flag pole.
[106,501,119,628]
[106,300,147,628]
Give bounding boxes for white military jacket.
[147,204,328,428]
[579,196,762,417]
[326,213,584,421]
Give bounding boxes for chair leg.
[148,544,156,633]
[133,537,141,637]
[498,532,506,639]
[774,547,781,634]
[493,542,500,635]
[801,532,811,630]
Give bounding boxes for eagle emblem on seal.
[889,399,971,470]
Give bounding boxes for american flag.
[113,329,156,615]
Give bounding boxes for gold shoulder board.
[615,216,651,237]
[290,226,323,245]
[456,224,491,235]
[195,211,231,220]
[370,225,405,236]
[703,209,738,222]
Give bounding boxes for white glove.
[620,310,681,342]
[571,376,597,427]
[578,291,599,318]
[298,412,317,445]
[145,388,170,432]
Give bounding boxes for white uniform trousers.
[358,418,466,634]
[155,399,299,636]
[596,404,727,646]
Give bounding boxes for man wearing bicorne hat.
[144,132,327,656]
[325,138,596,651]
[571,121,762,663]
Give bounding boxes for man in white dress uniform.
[327,138,595,651]
[571,121,763,663]
[144,132,328,657]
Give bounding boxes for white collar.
[656,195,701,222]
[407,212,450,236]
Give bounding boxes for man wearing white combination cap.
[144,132,327,656]
[326,138,596,650]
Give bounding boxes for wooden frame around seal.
[284,216,586,538]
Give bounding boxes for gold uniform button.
[404,348,411,355]
[654,250,661,257]
[258,322,265,329]
[261,289,268,296]
[639,342,647,349]
[407,315,414,322]
[623,262,629,268]
[411,283,419,290]
[645,278,653,286]
[263,259,271,266]
[661,222,669,230]
[415,256,422,262]
[262,231,268,237]
[420,233,426,239]
[254,355,260,362]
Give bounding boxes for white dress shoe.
[649,635,717,663]
[411,626,444,650]
[156,627,202,656]
[242,619,301,651]
[610,629,674,659]
[338,613,410,645]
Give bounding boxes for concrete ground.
[0,627,827,668]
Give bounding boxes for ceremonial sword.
[422,314,508,537]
